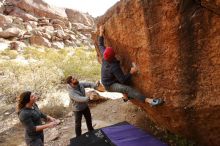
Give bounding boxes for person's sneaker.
[150,98,164,106]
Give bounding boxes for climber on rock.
[98,25,164,106]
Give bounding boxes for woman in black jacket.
[17,91,59,146]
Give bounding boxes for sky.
[44,0,119,17]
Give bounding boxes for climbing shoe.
[150,98,164,106]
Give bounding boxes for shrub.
[0,46,101,102]
[40,90,71,118]
[0,61,63,103]
[0,49,18,59]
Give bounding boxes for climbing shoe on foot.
[150,98,164,106]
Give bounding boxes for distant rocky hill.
[0,0,95,50]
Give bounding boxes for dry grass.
[0,46,101,103]
[41,105,70,119]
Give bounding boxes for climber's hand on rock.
[130,66,138,75]
[99,25,104,36]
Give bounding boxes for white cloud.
[43,0,119,17]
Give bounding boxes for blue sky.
[44,0,119,17]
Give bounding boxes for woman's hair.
[16,91,31,113]
[66,75,73,84]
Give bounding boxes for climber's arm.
[98,25,105,56]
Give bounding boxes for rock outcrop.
[6,0,67,20]
[30,35,51,48]
[4,0,94,27]
[65,9,94,26]
[93,0,220,146]
[0,0,95,49]
[0,27,22,39]
[0,13,13,27]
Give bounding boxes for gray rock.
[64,39,71,45]
[28,21,38,28]
[56,29,65,38]
[12,17,24,26]
[52,41,64,49]
[25,24,32,32]
[0,27,22,39]
[42,32,51,40]
[0,14,13,27]
[51,19,66,29]
[10,41,26,50]
[32,30,42,36]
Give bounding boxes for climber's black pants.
[74,107,94,137]
[105,83,146,102]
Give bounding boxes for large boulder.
[10,8,37,21]
[0,27,22,39]
[13,0,67,19]
[4,0,95,28]
[3,2,37,21]
[65,8,94,27]
[0,14,13,27]
[30,35,51,48]
[93,0,220,146]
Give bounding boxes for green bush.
[0,46,101,102]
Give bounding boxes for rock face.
[201,0,220,15]
[7,0,67,20]
[93,0,220,145]
[4,0,94,27]
[65,9,94,26]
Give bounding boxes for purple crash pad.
[102,124,168,146]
